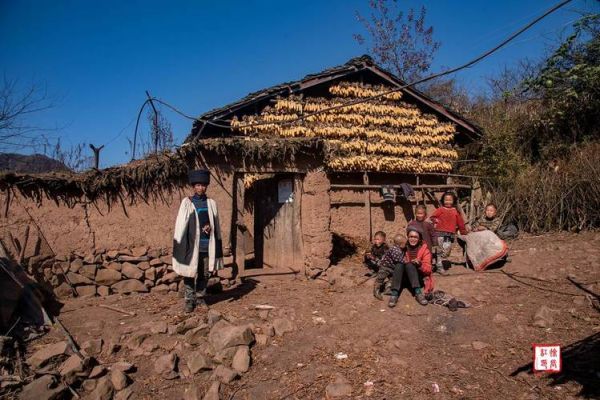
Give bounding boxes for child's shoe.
[415,293,428,306]
[388,296,399,308]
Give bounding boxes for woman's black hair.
[440,191,457,206]
[406,226,423,246]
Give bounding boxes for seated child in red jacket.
[430,192,468,275]
[364,231,389,276]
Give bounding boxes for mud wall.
[0,169,235,260]
[329,173,445,242]
[301,170,332,277]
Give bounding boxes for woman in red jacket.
[388,226,434,308]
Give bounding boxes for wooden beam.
[330,184,472,190]
[233,175,246,278]
[363,172,372,240]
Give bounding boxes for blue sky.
[1,0,598,167]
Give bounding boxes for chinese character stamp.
[533,344,561,373]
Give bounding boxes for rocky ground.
[5,232,600,399]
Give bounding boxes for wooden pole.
[233,174,246,278]
[363,172,372,241]
[146,90,159,153]
[89,144,105,169]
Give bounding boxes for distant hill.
[0,153,70,174]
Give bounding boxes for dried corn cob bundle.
[327,156,453,173]
[230,81,461,173]
[329,82,403,100]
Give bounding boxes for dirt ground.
[29,232,600,399]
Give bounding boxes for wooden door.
[254,175,303,271]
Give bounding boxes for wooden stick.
[99,304,136,317]
[363,172,372,241]
[567,276,600,300]
[53,316,84,359]
[18,225,30,265]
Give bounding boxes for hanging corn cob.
[230,81,460,173]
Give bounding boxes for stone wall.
[34,246,235,298]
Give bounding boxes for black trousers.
[390,262,421,293]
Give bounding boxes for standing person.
[172,169,224,313]
[407,205,435,251]
[430,192,468,275]
[388,226,433,308]
[364,231,389,276]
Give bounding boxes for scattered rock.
[145,267,156,281]
[89,365,107,378]
[109,369,130,391]
[532,305,555,328]
[126,332,149,350]
[208,320,254,351]
[138,261,151,271]
[82,379,97,392]
[150,258,163,266]
[207,309,222,326]
[150,321,168,334]
[325,374,352,398]
[58,354,87,384]
[105,262,122,271]
[27,341,69,368]
[121,263,144,280]
[162,271,179,284]
[154,353,178,379]
[112,279,149,294]
[153,284,170,293]
[111,361,135,373]
[76,284,97,297]
[273,318,295,336]
[66,272,93,285]
[79,264,98,279]
[185,324,210,345]
[231,346,251,373]
[203,381,221,400]
[213,347,238,366]
[82,339,103,356]
[255,334,269,346]
[70,259,84,273]
[114,387,135,400]
[176,316,202,334]
[183,384,203,400]
[97,286,110,296]
[131,246,148,257]
[119,255,149,263]
[472,341,489,350]
[493,313,509,324]
[160,255,172,265]
[106,250,120,259]
[187,351,214,374]
[96,269,122,286]
[213,365,239,384]
[54,282,73,298]
[19,374,65,400]
[89,376,114,400]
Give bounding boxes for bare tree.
[147,106,174,153]
[355,0,441,83]
[47,138,93,172]
[0,77,53,150]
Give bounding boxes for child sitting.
[388,226,433,308]
[364,231,389,276]
[407,205,435,252]
[473,203,501,233]
[373,234,406,300]
[430,192,468,275]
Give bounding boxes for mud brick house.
[0,56,480,297]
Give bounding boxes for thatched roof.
[189,55,481,142]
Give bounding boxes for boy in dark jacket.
[407,205,435,251]
[373,234,406,300]
[364,231,389,276]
